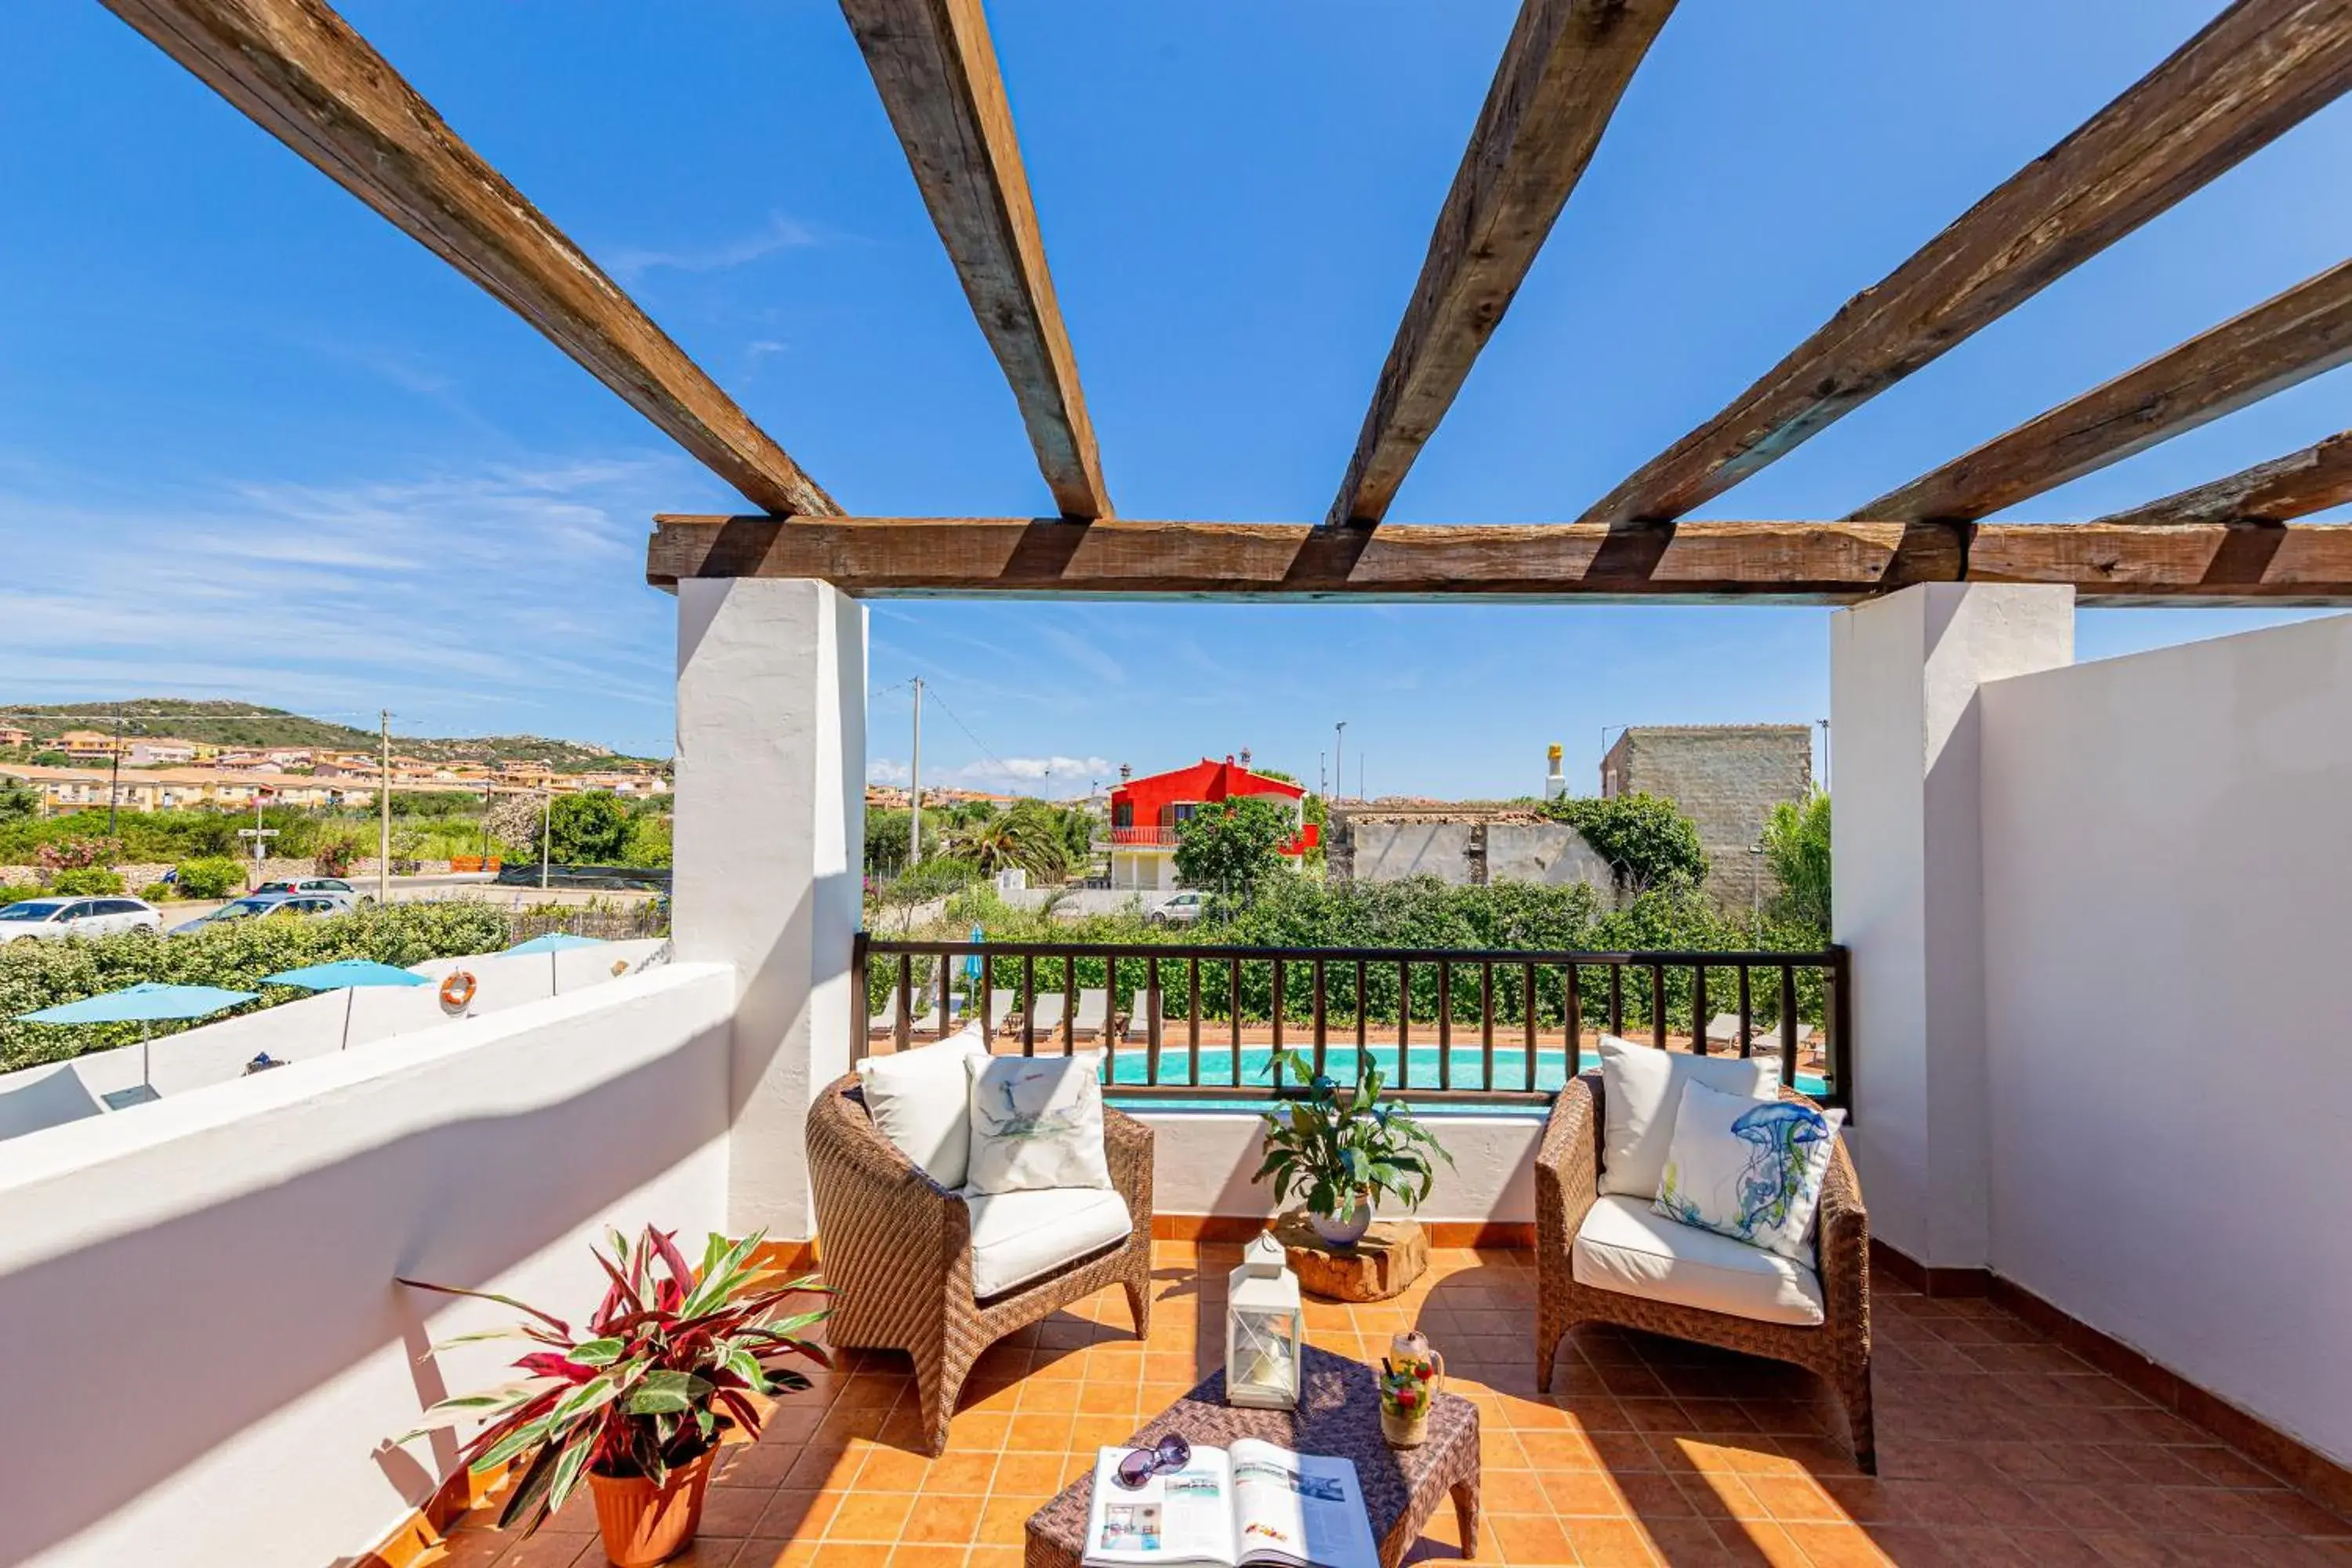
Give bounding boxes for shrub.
[1173,796,1293,903]
[1762,792,1831,930]
[47,867,125,896]
[0,899,512,1071]
[1542,793,1708,891]
[314,831,365,877]
[37,837,119,874]
[173,856,245,899]
[138,882,175,903]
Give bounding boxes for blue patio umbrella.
[263,958,430,1050]
[15,981,260,1105]
[503,933,604,955]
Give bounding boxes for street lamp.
[1333,722,1347,803]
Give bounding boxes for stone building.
[1324,801,1615,895]
[1599,724,1813,909]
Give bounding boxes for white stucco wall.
[673,579,865,1240]
[0,939,670,1143]
[1830,584,2073,1265]
[1139,1110,1541,1224]
[0,964,735,1568]
[1978,612,2352,1466]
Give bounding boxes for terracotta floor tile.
[920,1451,1000,1496]
[1004,1414,1073,1452]
[853,1449,935,1493]
[826,1491,915,1544]
[1776,1521,1894,1566]
[1482,1468,1559,1515]
[1566,1515,1664,1566]
[993,1451,1078,1499]
[808,1545,893,1568]
[702,1483,788,1537]
[735,1537,823,1568]
[754,1489,841,1541]
[898,1495,985,1547]
[1486,1510,1576,1563]
[884,1547,966,1568]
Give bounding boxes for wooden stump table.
[1025,1345,1479,1568]
[1275,1210,1430,1302]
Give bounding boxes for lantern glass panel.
[1227,1305,1298,1406]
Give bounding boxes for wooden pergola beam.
[1856,260,2352,522]
[2092,430,2352,527]
[102,0,839,517]
[1583,0,2352,526]
[648,514,2352,604]
[840,0,1111,519]
[1327,0,1675,528]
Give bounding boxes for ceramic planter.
[587,1447,717,1567]
[1308,1196,1373,1248]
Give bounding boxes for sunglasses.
[1113,1433,1192,1490]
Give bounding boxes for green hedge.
[0,901,510,1072]
[866,878,1831,1034]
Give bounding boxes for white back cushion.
[855,1022,988,1188]
[1595,1034,1775,1198]
[965,1051,1113,1195]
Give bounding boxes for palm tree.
[945,806,1069,880]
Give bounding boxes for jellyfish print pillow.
[1653,1077,1846,1259]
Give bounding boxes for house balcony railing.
[1103,826,1180,847]
[855,935,1849,1109]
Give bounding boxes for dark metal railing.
[854,936,1849,1109]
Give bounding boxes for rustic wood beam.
[2092,430,2352,527]
[1583,0,2352,526]
[1327,0,1675,527]
[1856,260,2352,521]
[839,0,1111,518]
[650,515,2352,604]
[101,0,837,518]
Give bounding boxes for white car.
[1145,891,1206,926]
[167,890,359,936]
[0,895,165,943]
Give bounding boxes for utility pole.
[540,783,553,891]
[106,703,123,837]
[1334,721,1347,804]
[379,710,392,906]
[908,677,924,867]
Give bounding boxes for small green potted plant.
[1254,1049,1453,1247]
[398,1225,826,1568]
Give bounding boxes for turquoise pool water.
[1102,1042,1828,1107]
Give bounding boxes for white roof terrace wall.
[673,578,866,1241]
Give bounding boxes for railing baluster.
[1311,958,1327,1080]
[1830,948,1852,1108]
[1522,959,1537,1092]
[1479,959,1496,1094]
[1354,957,1368,1055]
[895,953,913,1054]
[1779,963,1799,1090]
[1188,955,1201,1087]
[1272,956,1287,1062]
[1021,953,1036,1057]
[1397,959,1410,1091]
[938,946,956,1040]
[1438,960,1453,1092]
[1609,964,1624,1039]
[1649,960,1667,1051]
[1102,951,1117,1079]
[851,931,871,1064]
[1229,956,1242,1087]
[1063,947,1077,1057]
[1737,964,1754,1059]
[1692,963,1708,1055]
[1565,962,1583,1077]
[1146,956,1163,1087]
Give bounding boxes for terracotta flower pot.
[587,1447,717,1567]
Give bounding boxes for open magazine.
[1080,1439,1378,1568]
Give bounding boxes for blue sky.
[2,2,2345,796]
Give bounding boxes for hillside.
[0,699,664,771]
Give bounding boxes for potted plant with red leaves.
[398,1225,826,1567]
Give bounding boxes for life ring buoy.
[439,970,477,1012]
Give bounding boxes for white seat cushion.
[855,1022,988,1189]
[965,1187,1133,1298]
[1572,1196,1824,1327]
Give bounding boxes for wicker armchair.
[1534,1072,1874,1472]
[807,1073,1156,1455]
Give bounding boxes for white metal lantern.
[1225,1232,1302,1410]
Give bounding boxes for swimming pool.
[1102,1041,1828,1105]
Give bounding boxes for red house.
[1106,755,1319,891]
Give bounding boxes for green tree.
[945,801,1071,880]
[1544,793,1708,891]
[545,791,633,864]
[1173,796,1292,902]
[1761,791,1831,931]
[0,776,37,823]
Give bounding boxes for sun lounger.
[867,992,942,1038]
[1123,994,1169,1043]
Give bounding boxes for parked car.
[1145,891,1206,926]
[167,891,359,936]
[0,896,164,943]
[254,877,372,905]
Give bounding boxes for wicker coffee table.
[1025,1344,1480,1568]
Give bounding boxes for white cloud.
[866,754,1118,795]
[605,213,821,281]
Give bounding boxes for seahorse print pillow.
[964,1051,1113,1196]
[1653,1076,1844,1259]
